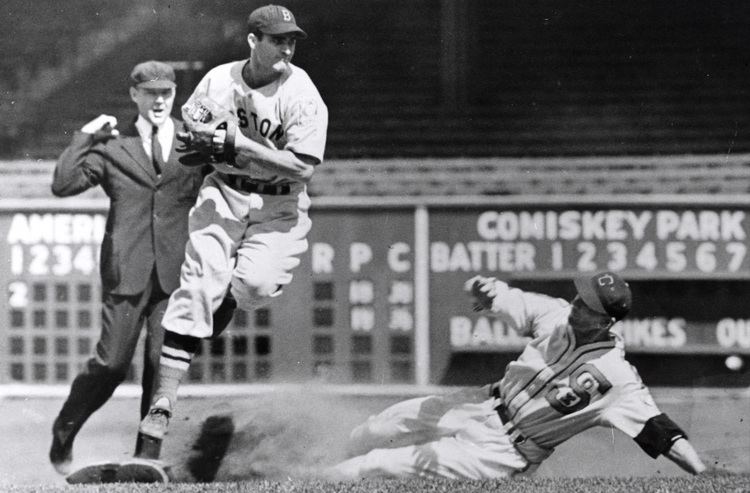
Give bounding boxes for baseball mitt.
[177,95,239,167]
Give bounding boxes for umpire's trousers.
[54,270,168,437]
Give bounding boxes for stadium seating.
[3,0,750,196]
[309,154,750,196]
[6,153,750,199]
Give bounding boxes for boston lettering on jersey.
[236,108,284,141]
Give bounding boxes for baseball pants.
[330,387,529,480]
[162,172,311,338]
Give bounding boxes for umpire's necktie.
[151,125,164,177]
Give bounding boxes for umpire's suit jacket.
[51,117,205,295]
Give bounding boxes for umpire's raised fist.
[81,115,119,144]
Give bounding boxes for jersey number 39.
[545,364,612,415]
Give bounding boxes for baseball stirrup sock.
[155,330,201,406]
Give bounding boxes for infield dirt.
[1,385,747,487]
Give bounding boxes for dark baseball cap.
[574,271,632,321]
[130,60,176,89]
[247,4,307,39]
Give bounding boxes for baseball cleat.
[65,459,170,484]
[65,461,120,484]
[117,458,170,483]
[49,417,76,475]
[135,397,172,459]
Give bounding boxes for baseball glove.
[177,95,239,167]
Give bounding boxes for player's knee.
[351,414,395,443]
[367,420,402,441]
[230,277,283,310]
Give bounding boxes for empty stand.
[5,153,750,198]
[3,0,750,160]
[308,154,750,196]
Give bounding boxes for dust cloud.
[170,387,398,482]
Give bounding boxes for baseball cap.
[573,271,632,321]
[129,61,176,89]
[247,5,307,39]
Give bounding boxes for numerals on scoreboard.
[432,240,748,276]
[10,245,98,276]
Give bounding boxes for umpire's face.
[129,86,176,127]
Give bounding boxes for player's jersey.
[487,281,662,451]
[186,60,328,184]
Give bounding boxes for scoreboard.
[2,196,750,386]
[431,208,747,276]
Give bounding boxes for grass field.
[1,385,748,492]
[3,475,750,493]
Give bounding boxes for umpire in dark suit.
[49,60,234,475]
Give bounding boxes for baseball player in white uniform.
[328,272,707,480]
[135,4,328,459]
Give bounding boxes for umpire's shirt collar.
[135,115,174,162]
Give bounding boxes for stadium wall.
[1,186,749,388]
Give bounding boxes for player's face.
[251,33,297,74]
[129,86,176,126]
[569,295,611,332]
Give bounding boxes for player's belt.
[495,404,527,445]
[220,173,292,195]
[494,402,553,465]
[491,388,554,465]
[491,385,529,446]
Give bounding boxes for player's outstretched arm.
[631,412,708,475]
[664,438,706,474]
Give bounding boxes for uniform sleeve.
[632,413,688,458]
[283,86,328,164]
[601,381,676,458]
[489,281,570,338]
[184,71,213,110]
[184,68,234,115]
[51,132,106,197]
